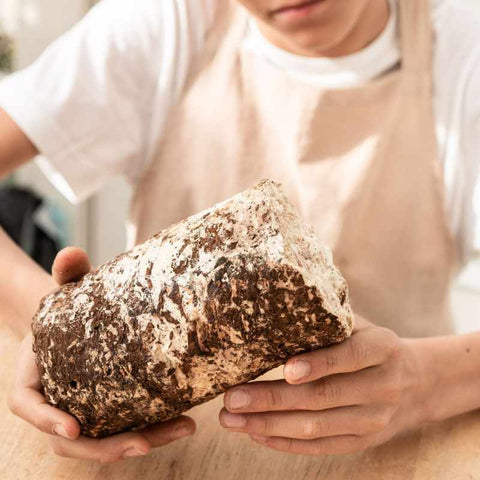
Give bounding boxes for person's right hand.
[7,247,196,463]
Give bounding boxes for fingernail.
[251,434,268,442]
[172,425,194,440]
[285,360,310,381]
[52,424,70,439]
[123,448,147,459]
[221,412,246,428]
[227,389,251,410]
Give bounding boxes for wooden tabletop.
[2,323,480,480]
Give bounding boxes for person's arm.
[0,107,54,337]
[0,226,54,337]
[410,333,480,424]
[0,106,38,177]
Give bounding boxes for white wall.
[1,0,17,34]
[13,0,86,69]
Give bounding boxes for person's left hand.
[219,316,426,456]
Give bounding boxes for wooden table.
[2,323,480,480]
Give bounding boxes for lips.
[271,0,323,16]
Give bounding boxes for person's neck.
[258,0,390,58]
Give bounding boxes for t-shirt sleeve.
[0,0,216,203]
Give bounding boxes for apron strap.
[398,0,434,74]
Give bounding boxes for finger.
[51,432,149,464]
[219,405,382,439]
[225,368,385,413]
[8,386,81,439]
[140,416,196,447]
[8,335,80,439]
[284,326,399,384]
[51,247,91,285]
[50,417,195,463]
[249,433,369,456]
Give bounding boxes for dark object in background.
[0,186,60,271]
[0,31,14,72]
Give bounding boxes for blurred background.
[0,0,479,332]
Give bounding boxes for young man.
[2,0,480,464]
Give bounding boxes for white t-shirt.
[1,0,480,265]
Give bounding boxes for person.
[1,0,480,464]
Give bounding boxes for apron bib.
[130,0,457,337]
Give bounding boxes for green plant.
[0,32,14,73]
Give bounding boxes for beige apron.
[130,0,457,338]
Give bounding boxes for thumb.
[51,247,92,285]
